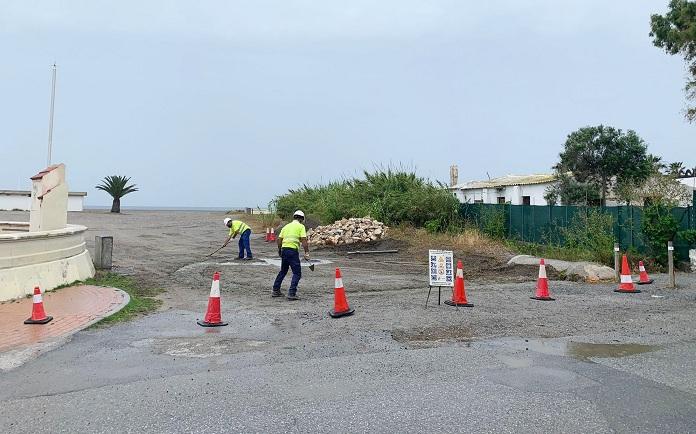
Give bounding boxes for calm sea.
[84,206,242,212]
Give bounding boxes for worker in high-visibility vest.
[223,217,253,260]
[272,210,310,300]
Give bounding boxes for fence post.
[668,241,675,288]
[629,206,634,249]
[94,235,113,270]
[521,204,525,242]
[617,206,623,251]
[614,242,620,282]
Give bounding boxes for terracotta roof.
[450,174,557,190]
[30,164,61,180]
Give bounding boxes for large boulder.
[508,255,615,282]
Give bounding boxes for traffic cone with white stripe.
[265,228,271,242]
[197,272,228,327]
[637,261,654,285]
[329,268,354,318]
[615,255,640,293]
[531,258,555,301]
[269,227,276,242]
[445,260,474,307]
[24,286,53,324]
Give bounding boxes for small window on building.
[497,197,506,204]
[522,196,531,205]
[474,199,483,204]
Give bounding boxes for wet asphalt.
[1,210,696,433]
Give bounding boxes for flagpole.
[47,63,57,167]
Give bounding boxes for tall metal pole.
[47,63,57,167]
[668,241,675,288]
[614,243,620,282]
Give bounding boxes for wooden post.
[614,243,620,282]
[668,241,675,288]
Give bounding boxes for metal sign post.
[668,241,676,289]
[426,250,454,307]
[614,243,620,282]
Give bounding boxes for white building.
[448,173,557,206]
[0,190,87,211]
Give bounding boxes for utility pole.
[47,63,57,167]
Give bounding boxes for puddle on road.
[566,342,659,361]
[392,326,474,345]
[486,338,660,362]
[392,330,661,360]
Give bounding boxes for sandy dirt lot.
[3,209,696,345]
[76,211,696,340]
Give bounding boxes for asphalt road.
[2,310,696,433]
[1,210,695,433]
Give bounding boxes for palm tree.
[96,176,138,213]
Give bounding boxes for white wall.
[0,193,85,212]
[454,182,554,205]
[68,195,84,212]
[0,193,30,211]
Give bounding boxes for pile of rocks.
[308,217,387,246]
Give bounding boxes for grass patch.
[84,272,164,327]
[389,225,510,259]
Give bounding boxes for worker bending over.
[272,210,309,300]
[223,217,253,260]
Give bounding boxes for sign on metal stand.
[426,250,454,307]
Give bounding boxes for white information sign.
[428,250,454,287]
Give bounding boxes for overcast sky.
[1,1,693,208]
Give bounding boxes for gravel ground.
[1,209,695,433]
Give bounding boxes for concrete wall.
[0,223,95,301]
[0,192,85,212]
[454,182,554,205]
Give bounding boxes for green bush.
[275,170,461,230]
[560,209,615,265]
[641,203,679,265]
[480,206,507,239]
[679,229,696,247]
[424,219,441,234]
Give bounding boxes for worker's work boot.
[286,293,300,301]
[271,289,284,298]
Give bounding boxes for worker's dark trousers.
[238,229,252,259]
[273,248,301,295]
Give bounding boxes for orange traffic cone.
[531,258,555,301]
[24,286,53,324]
[615,255,640,293]
[637,261,654,285]
[445,260,474,307]
[269,227,276,242]
[265,228,270,242]
[329,268,354,318]
[197,272,228,327]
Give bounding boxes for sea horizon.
[84,205,249,212]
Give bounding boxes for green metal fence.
[459,192,696,260]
